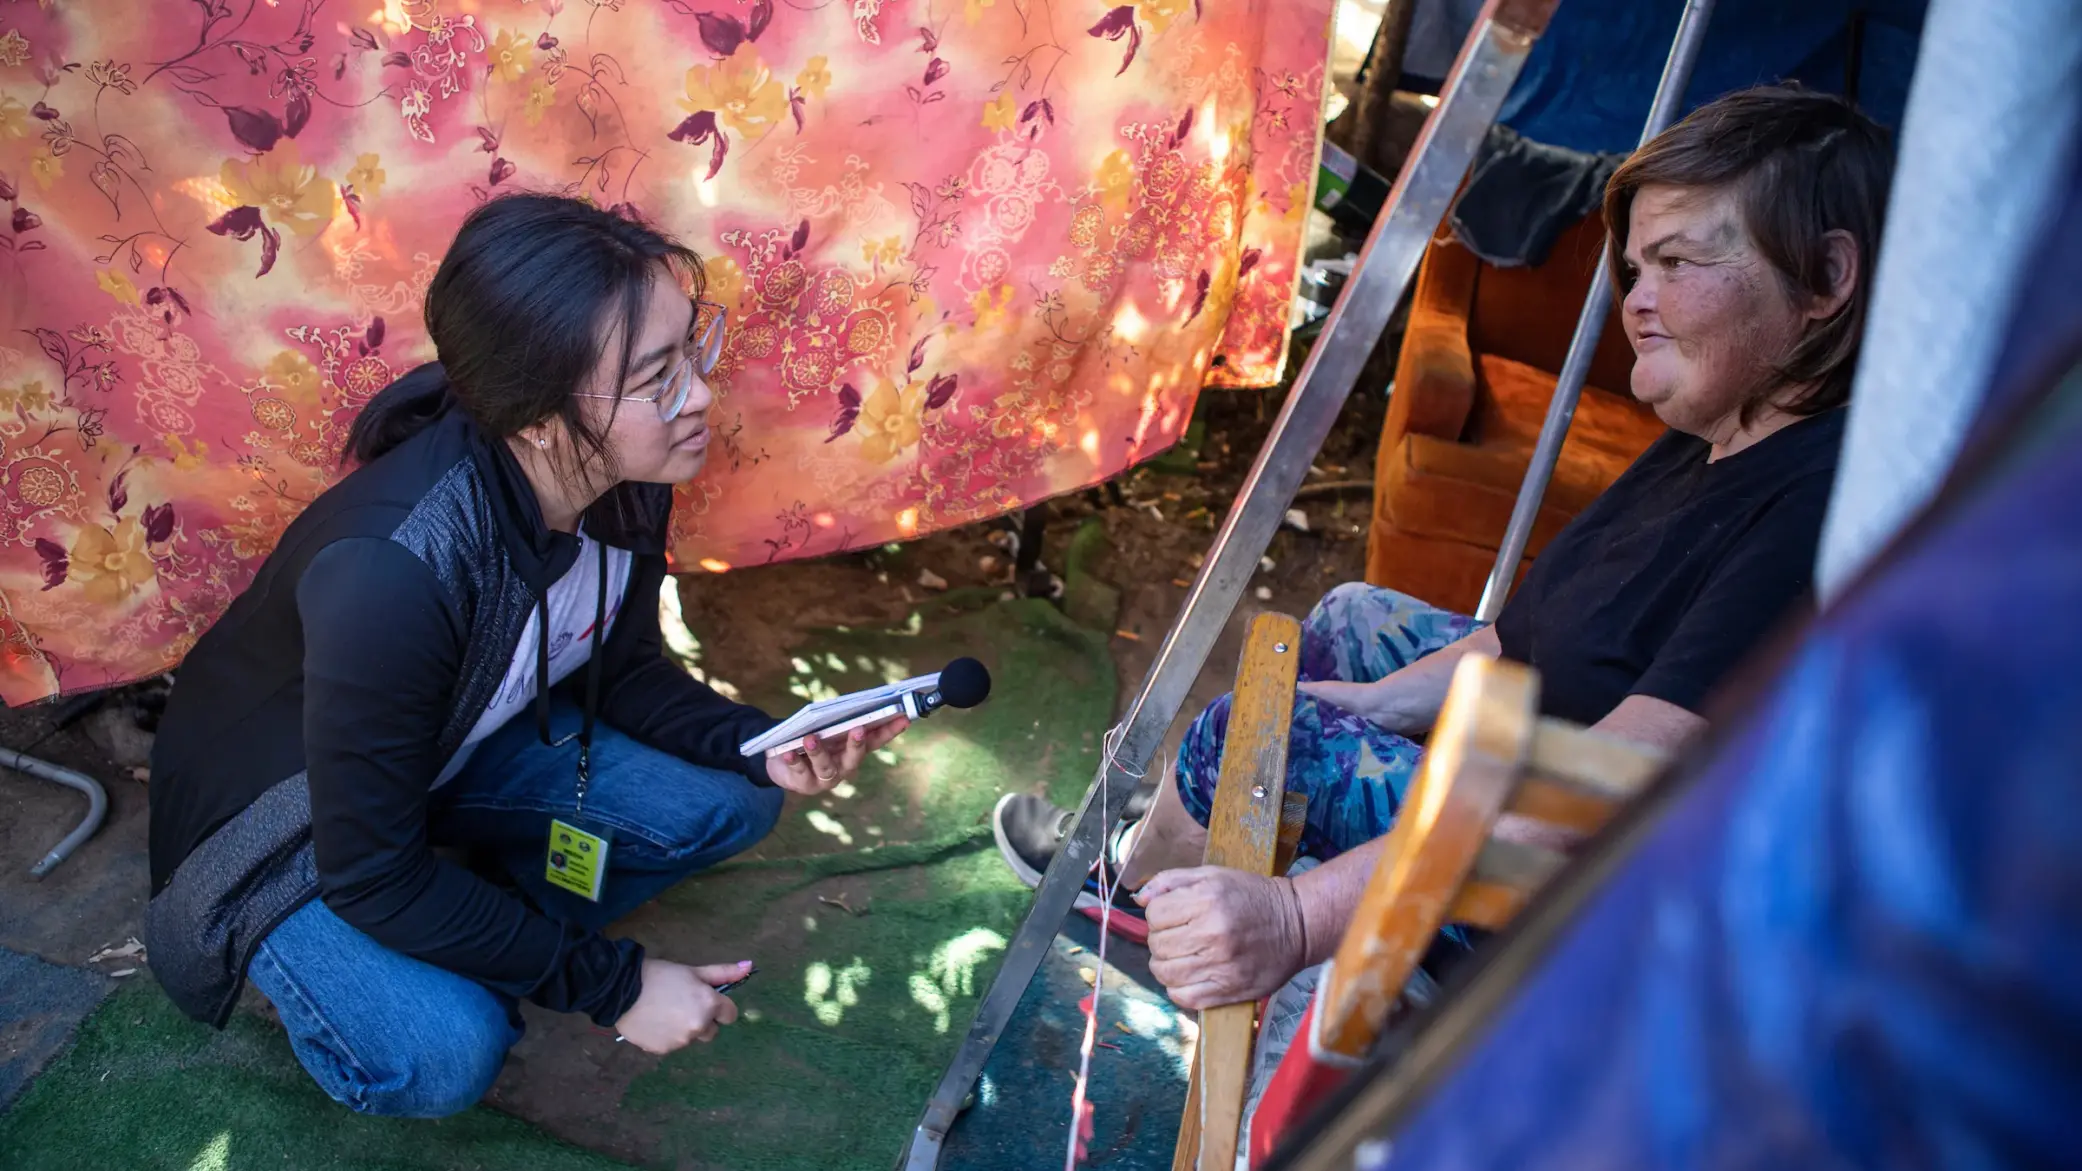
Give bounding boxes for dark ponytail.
[342,193,705,471]
[344,361,454,464]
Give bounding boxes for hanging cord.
[1064,722,1146,1169]
[534,539,610,813]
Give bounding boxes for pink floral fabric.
[0,0,1328,703]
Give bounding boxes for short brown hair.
[1604,84,1894,417]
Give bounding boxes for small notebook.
[738,671,939,757]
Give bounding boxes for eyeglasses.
[576,299,727,422]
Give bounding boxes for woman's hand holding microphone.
[764,718,911,795]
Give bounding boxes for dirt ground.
[679,378,1386,761]
[0,374,1388,1162]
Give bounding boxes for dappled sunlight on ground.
[909,927,1010,1033]
[186,1131,231,1171]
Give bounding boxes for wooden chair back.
[1312,654,1663,1057]
[1237,654,1665,1168]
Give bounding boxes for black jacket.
[146,406,776,1027]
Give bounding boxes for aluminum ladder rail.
[1472,0,1720,623]
[897,2,1565,1165]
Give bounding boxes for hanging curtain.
[0,0,1330,703]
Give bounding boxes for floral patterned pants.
[1174,583,1480,862]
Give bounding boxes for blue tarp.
[1407,0,1927,151]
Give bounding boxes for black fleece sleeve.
[579,557,779,786]
[298,538,645,1025]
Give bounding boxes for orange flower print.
[857,379,923,463]
[162,435,209,471]
[221,142,337,237]
[489,29,533,83]
[981,91,1017,132]
[69,519,156,606]
[96,269,140,305]
[1135,0,1190,34]
[345,153,386,200]
[264,349,324,404]
[1095,150,1134,202]
[0,96,28,141]
[0,29,29,69]
[683,46,787,137]
[523,78,557,126]
[701,255,746,312]
[29,148,61,190]
[970,283,1014,331]
[794,56,831,100]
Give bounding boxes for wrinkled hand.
[1297,678,1397,729]
[765,715,911,795]
[615,959,750,1054]
[1137,866,1307,1011]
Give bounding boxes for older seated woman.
[994,85,1895,1010]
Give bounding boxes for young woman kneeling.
[145,194,905,1117]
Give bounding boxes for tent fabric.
[0,0,1330,702]
[1816,0,2082,601]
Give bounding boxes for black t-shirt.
[1494,408,1846,725]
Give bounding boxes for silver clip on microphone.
[904,657,992,720]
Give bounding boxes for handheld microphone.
[907,657,992,719]
[740,657,993,757]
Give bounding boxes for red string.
[1064,847,1114,1170]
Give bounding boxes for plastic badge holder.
[737,671,939,758]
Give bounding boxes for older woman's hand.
[1137,867,1307,1011]
[764,716,910,795]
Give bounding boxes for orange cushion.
[1468,353,1665,471]
[1364,517,1527,616]
[1377,347,1667,549]
[1381,432,1603,553]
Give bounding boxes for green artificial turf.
[0,982,631,1171]
[621,597,1117,1170]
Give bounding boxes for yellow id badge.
[545,819,610,902]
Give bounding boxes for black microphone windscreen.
[937,658,991,709]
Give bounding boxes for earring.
[536,435,549,450]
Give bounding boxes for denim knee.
[343,998,514,1118]
[634,769,784,863]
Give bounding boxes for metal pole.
[897,2,1562,1165]
[1472,0,1719,622]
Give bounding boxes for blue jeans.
[244,697,782,1117]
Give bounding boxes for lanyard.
[535,537,609,815]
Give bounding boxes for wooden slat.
[1272,791,1309,877]
[1174,612,1303,1171]
[1503,775,1615,836]
[1171,1057,1202,1171]
[1526,719,1665,801]
[1199,612,1304,872]
[1316,656,1537,1058]
[1469,836,1567,891]
[1446,880,1526,929]
[1448,838,1568,927]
